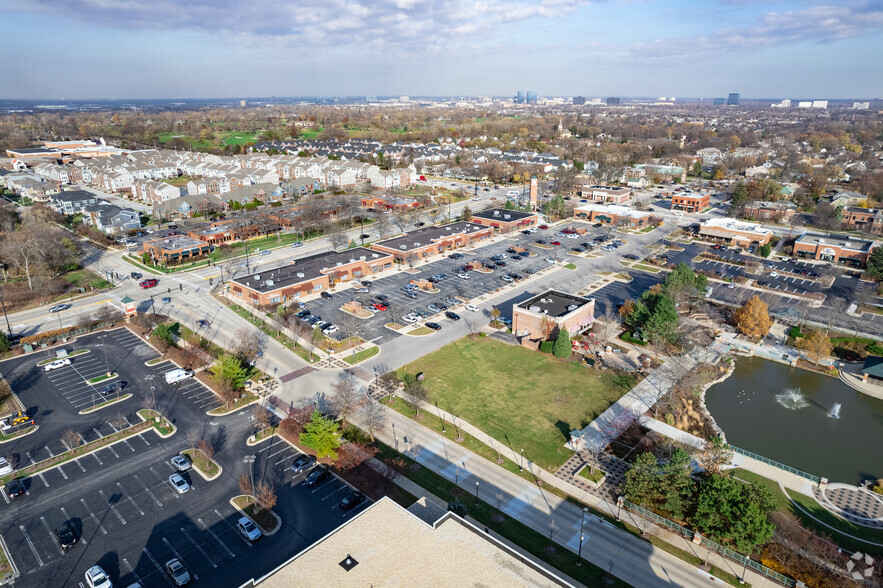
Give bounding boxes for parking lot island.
[231,496,281,535]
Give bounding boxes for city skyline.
[1,0,882,100]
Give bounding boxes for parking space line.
[140,433,150,446]
[320,485,348,500]
[38,473,48,488]
[216,509,251,546]
[134,475,163,507]
[122,558,143,587]
[75,459,87,472]
[56,464,68,479]
[45,445,53,458]
[40,516,64,555]
[20,525,43,567]
[93,452,103,466]
[107,445,119,459]
[198,518,235,558]
[92,427,103,439]
[122,439,136,452]
[1,491,7,505]
[182,527,217,568]
[99,490,126,524]
[118,482,144,516]
[142,548,173,586]
[59,507,85,545]
[163,537,198,580]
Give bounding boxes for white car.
[457,273,470,279]
[85,565,113,588]
[165,558,192,586]
[544,258,556,264]
[322,325,339,335]
[770,271,779,278]
[169,473,190,494]
[171,454,192,472]
[672,211,684,216]
[566,234,579,239]
[464,304,479,312]
[237,516,262,541]
[402,314,418,324]
[44,358,71,372]
[0,457,13,476]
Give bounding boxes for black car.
[581,242,591,248]
[524,268,535,275]
[291,454,316,474]
[55,521,78,551]
[99,381,125,396]
[535,239,546,244]
[340,491,365,510]
[375,295,390,303]
[495,260,506,267]
[361,280,372,287]
[449,253,464,260]
[303,467,330,487]
[5,480,25,499]
[295,309,311,318]
[511,255,522,261]
[436,302,448,311]
[425,322,442,331]
[416,222,425,226]
[130,272,142,279]
[445,311,461,321]
[320,291,333,300]
[509,273,523,280]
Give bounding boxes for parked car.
[313,320,328,330]
[464,304,478,312]
[99,382,125,396]
[165,558,192,586]
[169,473,190,494]
[0,457,13,476]
[85,565,113,588]
[48,304,71,313]
[303,467,330,487]
[402,314,418,324]
[375,295,390,303]
[445,311,461,321]
[237,516,262,541]
[170,454,192,472]
[5,479,25,499]
[427,304,441,313]
[355,287,370,293]
[425,322,442,331]
[449,253,464,260]
[44,358,71,372]
[457,273,470,279]
[291,454,316,474]
[56,521,78,551]
[404,291,418,299]
[501,275,514,282]
[340,491,366,510]
[323,325,339,335]
[320,291,333,300]
[435,302,448,311]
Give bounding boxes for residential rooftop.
[517,290,594,319]
[232,247,391,293]
[471,208,536,222]
[373,222,488,252]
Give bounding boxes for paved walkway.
[813,484,883,529]
[839,371,883,400]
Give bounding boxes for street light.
[0,295,12,335]
[519,448,524,472]
[242,454,256,492]
[96,336,110,376]
[577,507,588,566]
[435,402,446,433]
[474,481,479,506]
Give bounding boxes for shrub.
[788,326,803,339]
[539,341,554,353]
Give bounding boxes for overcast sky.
[1,0,881,100]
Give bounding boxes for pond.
[704,356,883,485]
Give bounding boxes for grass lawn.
[578,465,606,484]
[343,346,380,365]
[563,263,577,270]
[632,263,661,273]
[87,372,116,384]
[63,268,112,291]
[182,449,220,478]
[233,495,278,532]
[400,338,635,469]
[162,175,196,187]
[408,326,433,336]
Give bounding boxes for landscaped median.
[36,349,90,366]
[0,425,37,444]
[182,448,222,481]
[0,410,175,486]
[86,372,117,385]
[343,346,380,365]
[231,495,280,535]
[78,393,132,414]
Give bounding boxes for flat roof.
[254,498,571,588]
[471,208,536,222]
[517,290,593,319]
[795,233,875,252]
[232,247,391,293]
[145,236,210,251]
[574,203,651,220]
[700,218,771,235]
[374,222,489,253]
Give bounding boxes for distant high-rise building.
[366,95,377,103]
[771,99,791,108]
[853,101,870,110]
[573,96,586,105]
[727,93,740,105]
[811,100,828,109]
[526,91,537,104]
[713,98,725,105]
[240,100,247,107]
[606,96,620,106]
[516,91,525,104]
[798,101,812,108]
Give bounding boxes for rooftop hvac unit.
[336,262,342,266]
[372,253,378,257]
[255,275,261,280]
[296,272,304,278]
[529,305,541,312]
[265,280,274,287]
[400,245,407,250]
[493,210,500,216]
[359,256,366,261]
[504,214,511,220]
[566,304,578,311]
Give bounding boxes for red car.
[550,241,561,246]
[139,278,159,289]
[371,302,388,311]
[538,224,549,229]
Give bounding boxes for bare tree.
[185,427,204,450]
[250,405,271,434]
[96,305,123,324]
[255,480,277,510]
[338,311,360,343]
[197,438,216,462]
[62,429,82,452]
[373,211,392,238]
[360,396,387,441]
[386,302,404,326]
[332,370,359,422]
[330,230,348,251]
[111,412,129,432]
[239,473,253,495]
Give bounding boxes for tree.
[197,438,215,462]
[731,181,748,208]
[233,327,264,363]
[62,429,82,451]
[332,370,359,422]
[866,246,883,279]
[403,376,429,416]
[641,292,679,343]
[0,333,9,354]
[690,161,703,177]
[798,330,832,365]
[213,353,249,391]
[96,305,123,324]
[299,410,341,459]
[239,473,253,495]
[664,263,706,305]
[695,436,733,475]
[622,452,663,507]
[692,474,775,552]
[489,306,501,322]
[732,295,773,338]
[539,314,556,340]
[335,441,378,472]
[458,205,473,222]
[758,243,771,258]
[552,328,571,358]
[360,396,387,441]
[151,322,176,351]
[255,480,277,510]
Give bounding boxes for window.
[313,284,323,291]
[271,296,281,304]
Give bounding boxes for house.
[230,248,394,306]
[626,176,649,189]
[82,203,141,234]
[371,223,494,263]
[470,208,539,232]
[154,194,225,220]
[839,207,881,232]
[670,193,710,213]
[281,177,322,197]
[513,290,595,348]
[698,218,773,247]
[224,183,284,206]
[634,164,687,183]
[48,190,101,214]
[573,204,655,229]
[577,185,631,204]
[743,201,796,222]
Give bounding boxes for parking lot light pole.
[243,454,256,492]
[0,295,11,334]
[520,448,524,472]
[475,481,479,506]
[577,507,587,566]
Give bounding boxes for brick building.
[141,236,215,265]
[572,204,654,229]
[469,208,539,232]
[230,247,393,306]
[513,290,595,347]
[743,201,796,222]
[361,195,420,212]
[671,193,710,213]
[840,207,883,233]
[577,185,631,204]
[793,233,877,267]
[371,222,493,263]
[698,218,773,247]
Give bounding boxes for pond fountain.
[705,356,883,484]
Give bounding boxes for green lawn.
[343,346,380,365]
[63,268,112,291]
[400,338,635,469]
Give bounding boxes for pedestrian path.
[813,483,883,529]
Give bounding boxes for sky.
[1,0,882,100]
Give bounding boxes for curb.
[229,496,281,536]
[78,393,133,415]
[182,449,223,482]
[0,425,39,445]
[246,429,277,447]
[206,396,261,417]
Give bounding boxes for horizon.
[2,0,882,100]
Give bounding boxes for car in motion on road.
[340,490,366,510]
[171,454,192,472]
[161,296,172,304]
[425,322,442,331]
[139,278,159,289]
[169,473,190,494]
[291,454,316,474]
[85,565,113,588]
[130,272,143,279]
[166,558,192,586]
[48,303,71,313]
[445,311,460,321]
[44,358,71,372]
[55,521,78,551]
[197,319,210,328]
[237,516,262,541]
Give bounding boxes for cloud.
[26,0,589,53]
[626,2,883,62]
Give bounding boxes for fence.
[621,499,796,587]
[728,445,822,484]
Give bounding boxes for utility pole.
[0,295,11,335]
